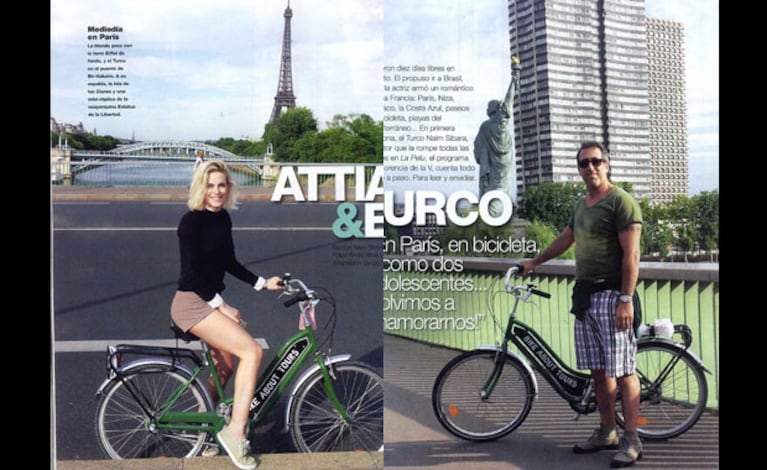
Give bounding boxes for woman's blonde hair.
[187,160,239,211]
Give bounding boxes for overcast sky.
[50,0,383,141]
[50,0,717,195]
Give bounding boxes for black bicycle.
[432,265,710,441]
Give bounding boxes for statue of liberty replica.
[473,56,521,217]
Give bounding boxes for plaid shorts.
[574,290,636,378]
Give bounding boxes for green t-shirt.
[568,186,642,280]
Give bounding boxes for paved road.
[384,334,719,470]
[52,200,383,460]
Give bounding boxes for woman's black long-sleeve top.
[176,209,261,303]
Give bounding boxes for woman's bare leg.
[191,310,262,440]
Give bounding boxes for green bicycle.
[94,274,384,459]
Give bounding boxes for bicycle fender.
[637,338,712,374]
[475,344,540,399]
[94,358,214,406]
[282,354,352,432]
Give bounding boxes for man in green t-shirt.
[520,142,643,468]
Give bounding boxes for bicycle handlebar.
[278,273,318,308]
[504,265,551,299]
[283,292,309,308]
[530,288,551,299]
[276,274,335,335]
[504,265,522,288]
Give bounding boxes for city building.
[647,18,689,202]
[508,0,685,203]
[50,117,89,136]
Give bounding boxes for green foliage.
[435,217,506,257]
[208,110,382,163]
[66,136,85,150]
[614,180,634,194]
[270,112,382,163]
[637,191,719,261]
[388,188,718,263]
[668,195,697,261]
[517,182,718,262]
[525,220,575,260]
[206,137,266,157]
[244,140,267,156]
[332,113,383,162]
[50,131,119,151]
[519,182,585,231]
[638,199,674,258]
[263,107,319,162]
[212,137,237,149]
[384,222,403,254]
[428,216,571,260]
[692,191,719,253]
[667,191,719,261]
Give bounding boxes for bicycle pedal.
[200,444,220,457]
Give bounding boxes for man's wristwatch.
[618,294,632,303]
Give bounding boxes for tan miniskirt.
[170,291,215,332]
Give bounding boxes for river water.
[72,162,262,187]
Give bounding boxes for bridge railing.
[52,159,379,188]
[383,256,720,410]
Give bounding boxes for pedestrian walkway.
[383,334,719,470]
[56,451,382,469]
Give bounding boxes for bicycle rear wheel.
[618,341,708,440]
[432,350,535,441]
[288,361,384,452]
[94,363,212,459]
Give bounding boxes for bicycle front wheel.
[432,350,535,441]
[288,361,384,452]
[94,363,212,459]
[618,341,708,440]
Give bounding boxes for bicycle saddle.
[170,321,200,343]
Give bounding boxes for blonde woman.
[170,160,282,469]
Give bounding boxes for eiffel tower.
[269,1,297,125]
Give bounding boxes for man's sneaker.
[573,426,619,454]
[611,432,643,468]
[216,425,258,470]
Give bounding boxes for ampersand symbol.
[332,202,364,238]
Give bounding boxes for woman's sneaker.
[216,425,258,470]
[573,426,620,453]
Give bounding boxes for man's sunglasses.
[577,158,606,169]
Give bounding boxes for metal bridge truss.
[71,141,264,175]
